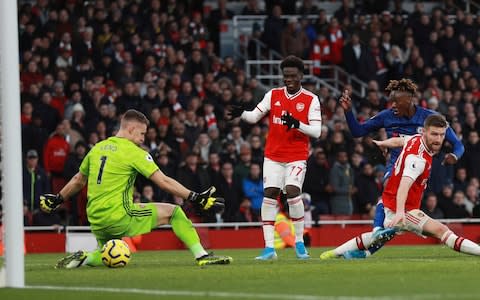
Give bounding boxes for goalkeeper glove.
[281,111,300,131]
[227,103,245,119]
[40,193,64,213]
[188,186,225,213]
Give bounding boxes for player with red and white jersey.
[382,134,433,216]
[321,114,480,259]
[228,56,322,260]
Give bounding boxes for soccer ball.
[101,239,131,268]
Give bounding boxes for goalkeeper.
[41,109,232,268]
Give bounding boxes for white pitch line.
[22,285,477,300]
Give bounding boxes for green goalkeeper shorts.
[91,203,158,246]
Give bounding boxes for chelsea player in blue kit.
[321,78,464,259]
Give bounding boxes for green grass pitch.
[1,246,480,300]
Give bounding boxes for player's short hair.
[385,78,417,96]
[121,109,150,127]
[280,55,304,73]
[424,114,448,129]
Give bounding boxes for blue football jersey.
[345,106,464,178]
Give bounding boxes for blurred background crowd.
[8,0,480,227]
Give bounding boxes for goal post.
[0,0,25,288]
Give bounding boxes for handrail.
[465,0,480,13]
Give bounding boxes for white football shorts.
[384,208,430,236]
[263,157,307,189]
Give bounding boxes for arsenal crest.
[296,102,305,112]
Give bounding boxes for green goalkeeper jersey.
[79,136,159,229]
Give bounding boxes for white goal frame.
[0,0,25,288]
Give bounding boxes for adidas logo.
[274,101,281,106]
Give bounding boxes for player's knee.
[154,203,176,224]
[285,185,300,198]
[428,221,449,239]
[264,187,280,199]
[436,223,451,239]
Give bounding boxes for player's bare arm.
[40,171,88,213]
[386,176,414,228]
[150,170,225,211]
[150,169,191,199]
[372,137,405,149]
[59,171,88,199]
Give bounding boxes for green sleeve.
[79,151,91,176]
[131,148,159,178]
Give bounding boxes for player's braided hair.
[385,78,417,96]
[280,55,304,73]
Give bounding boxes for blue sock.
[373,201,385,229]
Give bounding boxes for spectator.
[386,45,407,81]
[151,149,175,203]
[342,33,375,82]
[21,101,34,128]
[463,131,480,179]
[207,126,222,154]
[62,119,85,152]
[329,149,355,215]
[63,141,88,225]
[21,61,44,91]
[140,85,161,118]
[22,150,53,225]
[216,162,242,222]
[422,192,444,219]
[354,162,380,215]
[242,0,262,15]
[207,0,233,54]
[261,5,284,54]
[428,152,454,194]
[193,133,211,165]
[233,142,252,184]
[281,17,310,59]
[303,147,331,217]
[167,121,190,163]
[35,91,61,133]
[22,113,49,162]
[176,151,211,196]
[438,25,463,63]
[334,0,355,23]
[445,190,470,218]
[249,135,264,165]
[43,122,70,193]
[327,18,344,65]
[310,33,332,77]
[464,184,479,215]
[139,185,155,203]
[206,152,222,186]
[184,48,208,79]
[453,167,469,193]
[242,163,263,218]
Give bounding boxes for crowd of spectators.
[14,0,480,227]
